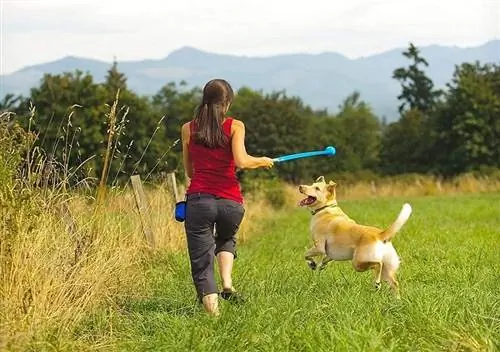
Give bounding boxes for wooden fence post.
[167,172,180,203]
[130,175,155,248]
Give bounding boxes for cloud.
[3,1,139,34]
[1,0,497,74]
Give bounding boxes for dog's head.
[298,176,337,209]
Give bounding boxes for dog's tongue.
[299,196,316,206]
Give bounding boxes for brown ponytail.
[193,79,234,148]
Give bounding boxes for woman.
[181,79,274,316]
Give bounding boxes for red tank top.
[186,118,243,203]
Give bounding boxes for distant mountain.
[1,40,498,121]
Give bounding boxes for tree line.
[2,43,499,186]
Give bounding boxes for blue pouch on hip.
[174,198,187,222]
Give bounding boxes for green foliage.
[18,70,109,181]
[0,94,22,113]
[383,44,499,176]
[334,92,381,171]
[151,81,201,177]
[0,114,29,199]
[0,114,41,273]
[380,109,429,174]
[101,64,167,181]
[382,43,444,175]
[12,64,171,185]
[392,43,442,115]
[431,62,500,175]
[241,175,287,209]
[4,49,499,184]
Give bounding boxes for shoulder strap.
[223,117,233,136]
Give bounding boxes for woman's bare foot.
[202,293,220,316]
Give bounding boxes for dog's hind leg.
[353,260,383,290]
[382,267,400,298]
[305,246,325,270]
[353,243,385,290]
[372,262,383,290]
[382,242,401,298]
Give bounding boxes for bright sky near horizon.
[0,0,498,74]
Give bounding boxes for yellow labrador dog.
[298,176,412,297]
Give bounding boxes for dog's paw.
[307,261,317,270]
[374,281,382,291]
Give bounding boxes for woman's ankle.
[222,283,234,292]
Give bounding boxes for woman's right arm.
[231,120,274,169]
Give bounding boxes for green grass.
[77,194,499,352]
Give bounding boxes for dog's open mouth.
[299,196,317,207]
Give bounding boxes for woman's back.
[187,118,243,203]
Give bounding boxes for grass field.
[57,192,499,352]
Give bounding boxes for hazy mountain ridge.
[1,40,498,121]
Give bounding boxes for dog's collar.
[311,203,337,215]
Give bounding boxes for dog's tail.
[379,203,412,242]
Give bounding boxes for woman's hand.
[259,157,274,169]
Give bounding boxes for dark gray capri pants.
[184,193,245,299]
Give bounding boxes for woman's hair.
[193,79,234,148]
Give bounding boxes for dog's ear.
[315,176,325,183]
[327,181,337,194]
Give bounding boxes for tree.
[0,94,23,129]
[393,43,442,115]
[382,43,442,174]
[0,94,22,113]
[379,109,428,174]
[334,92,381,172]
[151,81,201,177]
[105,59,127,95]
[15,65,169,185]
[22,71,109,181]
[432,62,500,175]
[101,62,166,182]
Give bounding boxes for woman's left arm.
[181,122,193,179]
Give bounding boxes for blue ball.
[325,146,336,155]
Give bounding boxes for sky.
[0,0,498,74]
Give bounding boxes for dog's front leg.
[318,256,333,271]
[304,246,325,270]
